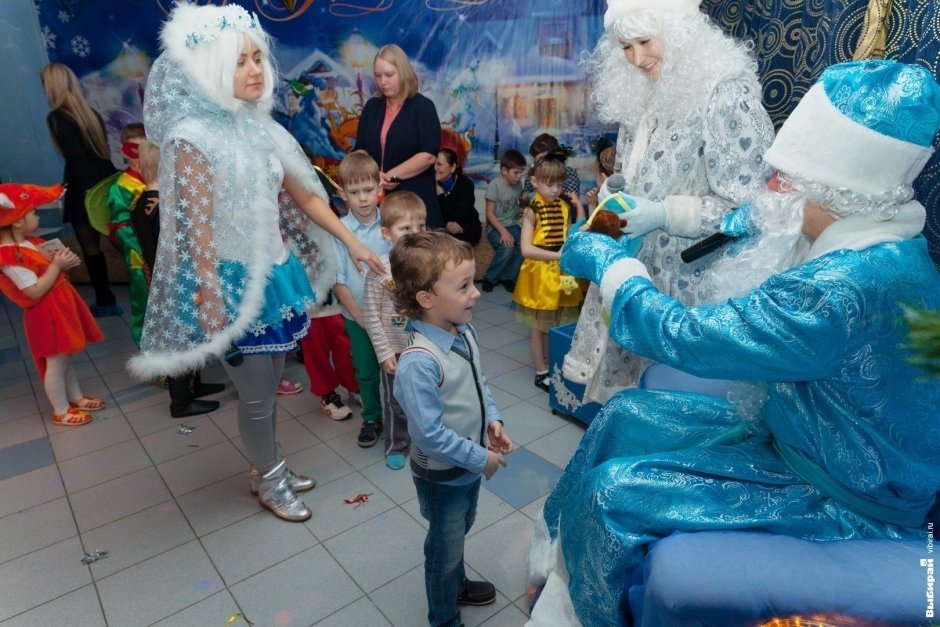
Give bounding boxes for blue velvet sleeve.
[607,270,853,382]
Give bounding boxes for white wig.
[584,10,759,129]
[160,3,276,113]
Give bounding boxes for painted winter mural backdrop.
[37,0,609,187]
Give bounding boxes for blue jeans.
[483,224,523,283]
[414,476,481,627]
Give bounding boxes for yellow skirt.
[512,258,582,332]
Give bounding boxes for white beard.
[707,190,810,302]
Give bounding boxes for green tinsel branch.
[904,306,940,378]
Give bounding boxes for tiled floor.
[0,284,586,626]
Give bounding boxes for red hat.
[0,183,65,227]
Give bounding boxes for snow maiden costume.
[563,0,774,404]
[528,60,940,626]
[129,4,332,521]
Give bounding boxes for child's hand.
[586,187,599,211]
[483,450,507,480]
[50,248,81,270]
[446,221,464,235]
[381,355,398,375]
[487,421,513,455]
[499,229,515,247]
[566,191,582,207]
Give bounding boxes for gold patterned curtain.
[701,0,940,262]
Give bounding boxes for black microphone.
[680,232,733,263]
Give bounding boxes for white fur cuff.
[664,195,703,237]
[600,258,651,313]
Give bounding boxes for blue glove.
[567,217,586,239]
[719,202,757,255]
[621,196,667,237]
[560,231,636,285]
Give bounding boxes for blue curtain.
[702,0,940,263]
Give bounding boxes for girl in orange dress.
[0,183,105,426]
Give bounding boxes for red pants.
[299,313,359,396]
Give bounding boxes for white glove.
[620,196,667,237]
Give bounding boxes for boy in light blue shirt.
[333,151,391,447]
[391,231,513,627]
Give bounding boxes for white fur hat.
[604,0,702,29]
[764,60,939,198]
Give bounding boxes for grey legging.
[222,352,286,474]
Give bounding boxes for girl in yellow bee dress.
[513,152,584,392]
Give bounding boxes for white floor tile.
[0,537,92,621]
[57,438,153,494]
[323,507,426,592]
[70,466,173,532]
[156,440,247,497]
[82,501,196,580]
[0,465,66,519]
[175,473,261,537]
[96,540,225,626]
[0,497,77,564]
[229,545,364,625]
[0,585,106,627]
[301,471,395,541]
[201,510,319,585]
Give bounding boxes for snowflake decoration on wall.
[58,9,70,22]
[42,26,57,49]
[70,35,90,58]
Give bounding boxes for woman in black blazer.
[40,63,120,316]
[354,44,442,228]
[435,148,480,245]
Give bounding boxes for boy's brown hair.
[381,191,426,228]
[338,150,381,187]
[499,149,526,172]
[120,122,146,142]
[528,133,560,158]
[390,231,473,320]
[137,140,160,185]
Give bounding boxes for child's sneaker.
[320,390,352,421]
[386,453,406,470]
[534,371,550,392]
[480,280,495,293]
[357,421,382,447]
[276,379,303,395]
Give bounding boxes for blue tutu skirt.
[220,253,316,354]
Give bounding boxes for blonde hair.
[530,157,566,185]
[40,63,110,159]
[390,231,473,320]
[374,44,419,99]
[381,191,426,228]
[338,150,381,187]
[138,140,161,185]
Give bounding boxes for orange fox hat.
[0,183,65,227]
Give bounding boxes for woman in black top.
[435,148,481,245]
[354,44,442,228]
[40,63,120,316]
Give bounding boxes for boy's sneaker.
[480,280,495,293]
[456,579,496,606]
[320,391,352,421]
[357,421,382,447]
[534,371,550,392]
[347,391,362,406]
[502,279,516,293]
[386,453,406,470]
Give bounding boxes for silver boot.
[249,466,316,495]
[256,461,312,522]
